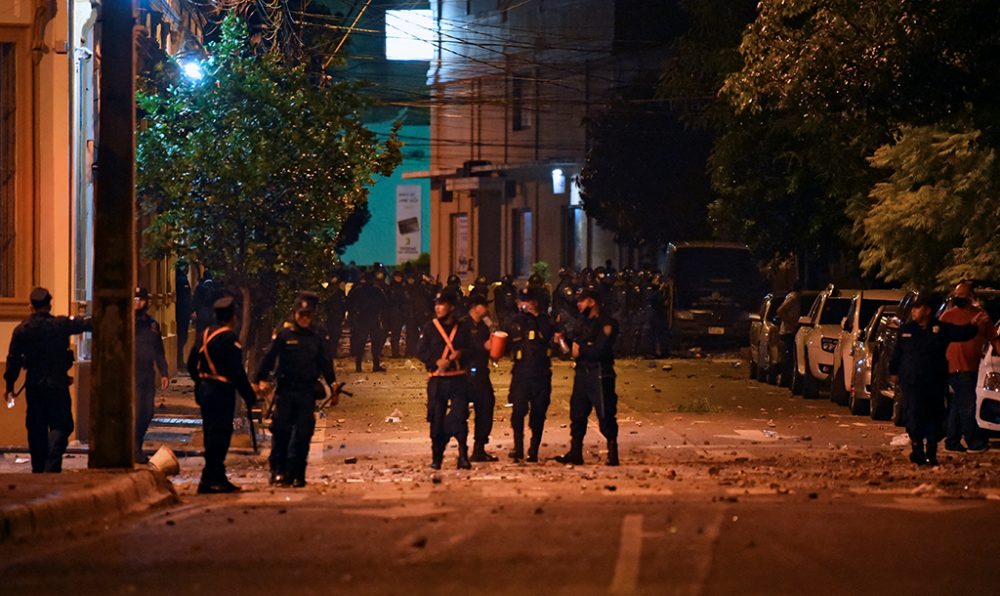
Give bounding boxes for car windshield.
[819,297,852,325]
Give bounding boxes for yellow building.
[1,0,204,446]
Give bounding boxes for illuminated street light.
[179,59,204,82]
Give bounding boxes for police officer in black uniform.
[135,287,170,463]
[556,286,621,466]
[321,275,347,358]
[4,288,92,473]
[384,271,408,358]
[187,296,257,493]
[255,294,338,487]
[347,272,388,373]
[494,275,519,329]
[504,287,556,462]
[889,293,986,466]
[462,293,498,462]
[416,290,472,470]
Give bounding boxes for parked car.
[792,286,857,399]
[749,293,784,382]
[830,289,906,408]
[972,289,1000,432]
[867,291,919,423]
[847,304,898,416]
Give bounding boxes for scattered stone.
[411,537,428,549]
[808,492,819,500]
[662,365,673,372]
[604,485,617,492]
[166,520,176,526]
[344,457,358,464]
[534,507,544,515]
[432,475,443,485]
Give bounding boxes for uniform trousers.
[427,376,470,450]
[24,381,74,473]
[269,388,317,477]
[468,371,495,444]
[196,382,236,484]
[509,370,551,439]
[569,364,619,442]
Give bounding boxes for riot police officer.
[187,296,257,493]
[494,275,518,329]
[321,275,347,358]
[255,294,338,487]
[504,287,556,462]
[384,271,408,358]
[462,293,498,462]
[416,290,472,470]
[556,286,621,466]
[347,272,387,373]
[4,288,92,473]
[135,287,169,463]
[403,272,431,356]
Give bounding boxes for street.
[2,354,999,594]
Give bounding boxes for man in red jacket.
[939,281,996,453]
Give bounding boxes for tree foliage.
[137,14,401,350]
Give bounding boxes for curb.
[0,469,179,544]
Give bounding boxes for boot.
[606,439,620,466]
[925,440,939,467]
[269,465,290,486]
[430,443,444,470]
[526,434,542,463]
[372,360,387,373]
[471,441,498,462]
[290,462,307,488]
[555,439,584,465]
[508,432,524,461]
[355,357,363,373]
[457,444,472,470]
[909,441,927,466]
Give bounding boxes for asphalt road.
[2,354,999,594]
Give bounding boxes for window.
[513,209,533,277]
[451,213,469,275]
[562,206,586,270]
[512,75,532,131]
[1,42,16,297]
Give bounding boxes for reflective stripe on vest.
[429,319,465,377]
[198,327,232,383]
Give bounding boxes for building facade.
[0,0,203,444]
[417,0,673,283]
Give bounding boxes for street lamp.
[179,59,204,82]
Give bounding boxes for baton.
[246,406,259,454]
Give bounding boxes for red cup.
[489,331,508,360]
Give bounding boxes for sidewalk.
[0,467,178,544]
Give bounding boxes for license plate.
[708,327,725,335]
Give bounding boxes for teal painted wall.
[341,120,431,267]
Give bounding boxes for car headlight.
[984,372,1000,392]
[675,310,695,321]
[821,337,838,353]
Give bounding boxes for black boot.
[508,432,524,461]
[606,439,620,466]
[269,465,290,486]
[430,443,444,470]
[471,441,499,462]
[457,444,472,470]
[290,462,307,488]
[909,441,927,466]
[926,440,939,467]
[555,440,584,465]
[355,357,363,373]
[526,434,542,463]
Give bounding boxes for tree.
[579,89,712,250]
[861,127,1000,289]
[716,0,1000,282]
[137,15,401,355]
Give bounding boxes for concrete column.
[89,0,136,469]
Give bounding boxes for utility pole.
[89,0,136,468]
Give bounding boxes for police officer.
[889,293,986,466]
[135,287,170,463]
[384,271,407,358]
[255,294,338,487]
[462,293,498,462]
[347,272,387,373]
[403,272,430,356]
[191,269,216,339]
[175,260,193,369]
[4,288,92,473]
[187,296,257,493]
[321,275,347,358]
[494,275,519,329]
[504,287,556,462]
[416,290,472,470]
[556,286,621,466]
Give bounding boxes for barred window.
[0,42,15,297]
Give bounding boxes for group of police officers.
[3,267,632,492]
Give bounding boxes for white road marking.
[683,508,727,596]
[866,498,992,513]
[610,514,644,595]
